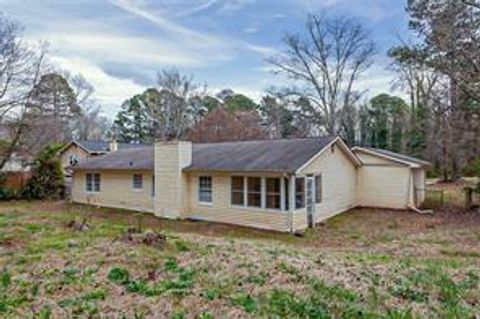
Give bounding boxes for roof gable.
[59,140,150,155]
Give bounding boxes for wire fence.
[423,187,480,211]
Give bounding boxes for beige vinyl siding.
[186,172,303,232]
[71,170,154,212]
[354,149,421,209]
[357,166,412,209]
[60,145,90,173]
[297,142,358,223]
[413,168,426,206]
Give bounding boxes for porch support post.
[280,177,286,212]
[288,175,296,233]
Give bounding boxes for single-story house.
[71,137,430,232]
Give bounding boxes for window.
[151,175,155,197]
[231,176,245,206]
[133,174,143,190]
[284,177,289,211]
[69,154,78,166]
[266,178,281,210]
[315,175,322,203]
[295,177,305,209]
[198,176,212,203]
[247,177,261,208]
[86,173,101,192]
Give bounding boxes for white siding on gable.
[297,142,357,223]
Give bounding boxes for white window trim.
[85,172,101,194]
[198,176,213,206]
[132,173,143,192]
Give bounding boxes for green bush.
[20,144,65,200]
[0,187,17,200]
[464,157,480,177]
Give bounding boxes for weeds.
[1,202,480,318]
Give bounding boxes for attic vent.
[331,144,335,154]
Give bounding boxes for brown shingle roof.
[185,137,336,173]
[74,136,337,173]
[75,147,154,171]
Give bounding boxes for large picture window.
[198,176,212,203]
[315,175,322,203]
[295,177,305,209]
[247,177,261,208]
[132,174,143,190]
[266,178,281,210]
[86,173,101,192]
[231,176,245,206]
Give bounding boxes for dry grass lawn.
[0,195,479,318]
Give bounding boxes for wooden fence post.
[465,188,473,211]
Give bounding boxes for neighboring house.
[71,137,430,233]
[1,153,30,172]
[58,140,148,177]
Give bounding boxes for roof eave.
[183,167,295,174]
[351,147,431,168]
[74,167,153,171]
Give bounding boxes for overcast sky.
[1,0,411,118]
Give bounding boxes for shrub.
[0,187,17,200]
[20,144,65,200]
[464,157,480,177]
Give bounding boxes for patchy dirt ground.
[0,199,479,318]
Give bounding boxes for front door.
[306,177,315,228]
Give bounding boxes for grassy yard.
[0,200,479,318]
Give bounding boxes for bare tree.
[188,107,267,143]
[462,0,480,10]
[145,69,207,140]
[268,13,376,136]
[0,13,49,169]
[73,104,110,141]
[66,73,110,141]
